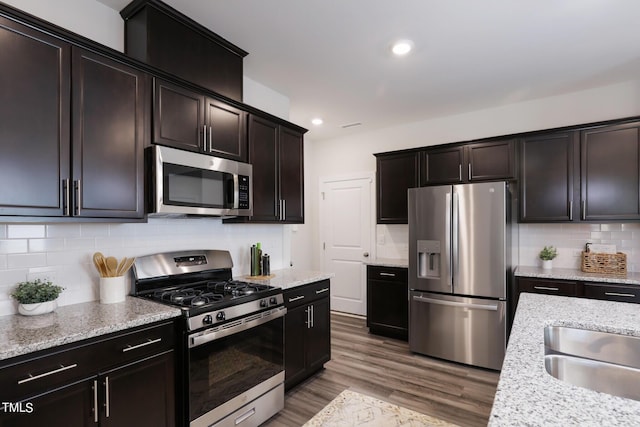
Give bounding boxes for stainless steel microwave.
[150,145,252,217]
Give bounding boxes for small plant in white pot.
[539,246,558,270]
[11,279,64,316]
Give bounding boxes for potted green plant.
[11,279,64,316]
[539,246,558,270]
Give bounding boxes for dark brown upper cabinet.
[226,114,304,223]
[0,16,146,220]
[376,151,420,224]
[519,132,576,222]
[153,78,247,162]
[420,139,515,186]
[122,0,247,102]
[580,122,640,221]
[420,146,464,185]
[0,15,71,217]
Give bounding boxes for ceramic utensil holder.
[100,276,127,304]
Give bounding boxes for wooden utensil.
[118,257,136,276]
[106,257,118,277]
[93,252,107,277]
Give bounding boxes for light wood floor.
[264,312,500,427]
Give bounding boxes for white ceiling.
[97,0,640,141]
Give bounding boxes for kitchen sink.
[543,326,640,401]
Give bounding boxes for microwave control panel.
[238,175,250,209]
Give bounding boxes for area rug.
[303,389,458,427]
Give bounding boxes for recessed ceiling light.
[391,40,414,56]
[311,118,323,125]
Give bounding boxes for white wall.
[0,0,293,316]
[302,80,640,270]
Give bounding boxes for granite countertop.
[515,265,640,285]
[0,297,182,362]
[489,293,640,426]
[241,268,334,290]
[366,258,408,268]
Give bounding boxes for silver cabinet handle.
[18,363,78,384]
[569,200,573,221]
[122,338,162,353]
[468,163,472,181]
[63,179,70,216]
[379,272,396,277]
[288,295,305,302]
[533,286,559,291]
[93,380,99,423]
[604,292,636,298]
[306,306,311,329]
[74,180,81,216]
[282,199,286,221]
[104,376,110,418]
[412,295,498,311]
[311,304,314,328]
[458,164,462,181]
[208,126,213,152]
[315,288,330,294]
[581,200,586,220]
[203,124,207,152]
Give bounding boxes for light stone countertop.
[241,268,334,290]
[365,258,409,268]
[489,293,640,426]
[516,265,640,285]
[0,297,182,362]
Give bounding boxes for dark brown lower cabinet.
[366,265,408,340]
[583,282,640,304]
[0,321,176,427]
[284,280,331,390]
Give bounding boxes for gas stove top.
[132,250,284,332]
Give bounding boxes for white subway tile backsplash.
[80,224,110,237]
[46,224,81,238]
[0,240,28,254]
[64,238,97,250]
[0,225,6,239]
[8,253,47,269]
[29,238,65,253]
[0,255,6,269]
[601,224,622,231]
[7,225,46,239]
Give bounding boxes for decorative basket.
[581,251,627,276]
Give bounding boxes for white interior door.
[320,174,373,315]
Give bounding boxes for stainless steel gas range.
[132,250,285,427]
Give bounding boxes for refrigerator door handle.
[445,191,452,287]
[412,295,498,311]
[452,191,459,289]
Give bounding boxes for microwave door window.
[164,164,228,208]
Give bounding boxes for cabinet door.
[367,267,408,340]
[581,122,640,221]
[248,115,280,222]
[520,132,575,222]
[101,352,175,427]
[466,139,515,181]
[205,98,247,161]
[513,277,578,322]
[0,16,70,217]
[72,48,146,218]
[376,152,419,224]
[284,304,308,390]
[153,79,205,152]
[306,298,331,373]
[420,146,463,185]
[279,126,305,223]
[1,379,94,427]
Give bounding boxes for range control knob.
[202,315,213,325]
[269,297,278,305]
[216,312,225,321]
[260,299,268,308]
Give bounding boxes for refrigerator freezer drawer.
[409,292,506,370]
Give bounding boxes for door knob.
[363,252,369,258]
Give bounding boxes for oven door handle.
[189,306,287,348]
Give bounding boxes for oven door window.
[163,163,234,208]
[188,317,284,422]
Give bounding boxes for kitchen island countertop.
[0,297,182,361]
[515,265,640,285]
[489,293,640,426]
[242,268,334,290]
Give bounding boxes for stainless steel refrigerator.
[408,181,512,371]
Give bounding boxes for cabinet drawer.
[517,278,579,296]
[367,265,407,282]
[583,283,640,304]
[284,280,330,309]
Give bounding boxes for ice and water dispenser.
[417,240,441,279]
